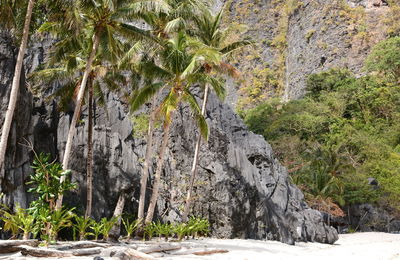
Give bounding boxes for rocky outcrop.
[0,33,338,244]
[346,204,400,233]
[213,0,394,103]
[285,0,391,99]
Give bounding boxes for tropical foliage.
[241,42,400,215]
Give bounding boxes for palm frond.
[182,88,208,140]
[128,0,170,16]
[220,39,253,55]
[130,82,164,112]
[164,17,185,33]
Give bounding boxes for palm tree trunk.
[145,111,174,224]
[0,0,35,172]
[137,96,157,227]
[85,78,94,218]
[108,193,126,242]
[55,32,100,211]
[182,84,209,222]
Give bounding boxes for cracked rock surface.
[0,33,338,244]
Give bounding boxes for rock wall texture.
[285,0,391,99]
[215,0,395,105]
[0,32,338,244]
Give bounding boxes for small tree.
[365,36,400,81]
[26,152,76,242]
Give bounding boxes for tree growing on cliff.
[36,0,169,210]
[182,8,251,222]
[31,41,130,217]
[0,0,35,178]
[126,0,209,231]
[365,36,400,82]
[130,31,222,224]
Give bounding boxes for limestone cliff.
[218,0,397,105]
[0,31,338,244]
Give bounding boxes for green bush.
[121,217,140,239]
[73,215,94,240]
[242,65,400,213]
[0,205,35,240]
[90,217,118,241]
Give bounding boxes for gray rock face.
[0,33,338,244]
[347,204,400,233]
[285,0,390,100]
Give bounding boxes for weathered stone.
[347,204,400,233]
[0,27,339,245]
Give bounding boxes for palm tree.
[181,8,251,222]
[31,34,133,216]
[0,0,35,175]
[131,31,224,224]
[126,0,209,229]
[38,0,170,211]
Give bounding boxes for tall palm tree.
[131,31,224,224]
[0,0,35,175]
[31,34,133,216]
[127,0,209,228]
[38,0,170,211]
[181,8,252,222]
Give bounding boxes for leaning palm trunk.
[85,79,94,218]
[109,192,126,241]
[182,84,209,222]
[137,96,157,228]
[0,0,35,173]
[145,111,175,224]
[56,32,100,211]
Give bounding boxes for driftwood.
[55,241,109,250]
[18,245,103,257]
[0,240,39,253]
[71,247,103,256]
[113,248,156,260]
[19,245,73,257]
[140,243,181,254]
[193,249,229,255]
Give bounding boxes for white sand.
[165,232,400,260]
[2,232,399,260]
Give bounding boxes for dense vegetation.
[241,37,400,216]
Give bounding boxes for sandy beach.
[1,232,399,260]
[164,232,400,260]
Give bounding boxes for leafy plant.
[159,222,174,240]
[121,217,140,239]
[89,220,103,241]
[73,215,94,240]
[27,152,76,215]
[152,221,174,240]
[143,222,157,240]
[35,207,75,243]
[0,205,35,239]
[173,223,188,241]
[187,217,210,238]
[90,217,118,241]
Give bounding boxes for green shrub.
[242,61,400,213]
[90,217,118,241]
[143,222,157,240]
[121,217,140,239]
[173,223,188,241]
[35,207,75,243]
[0,205,35,240]
[365,36,400,81]
[73,216,94,240]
